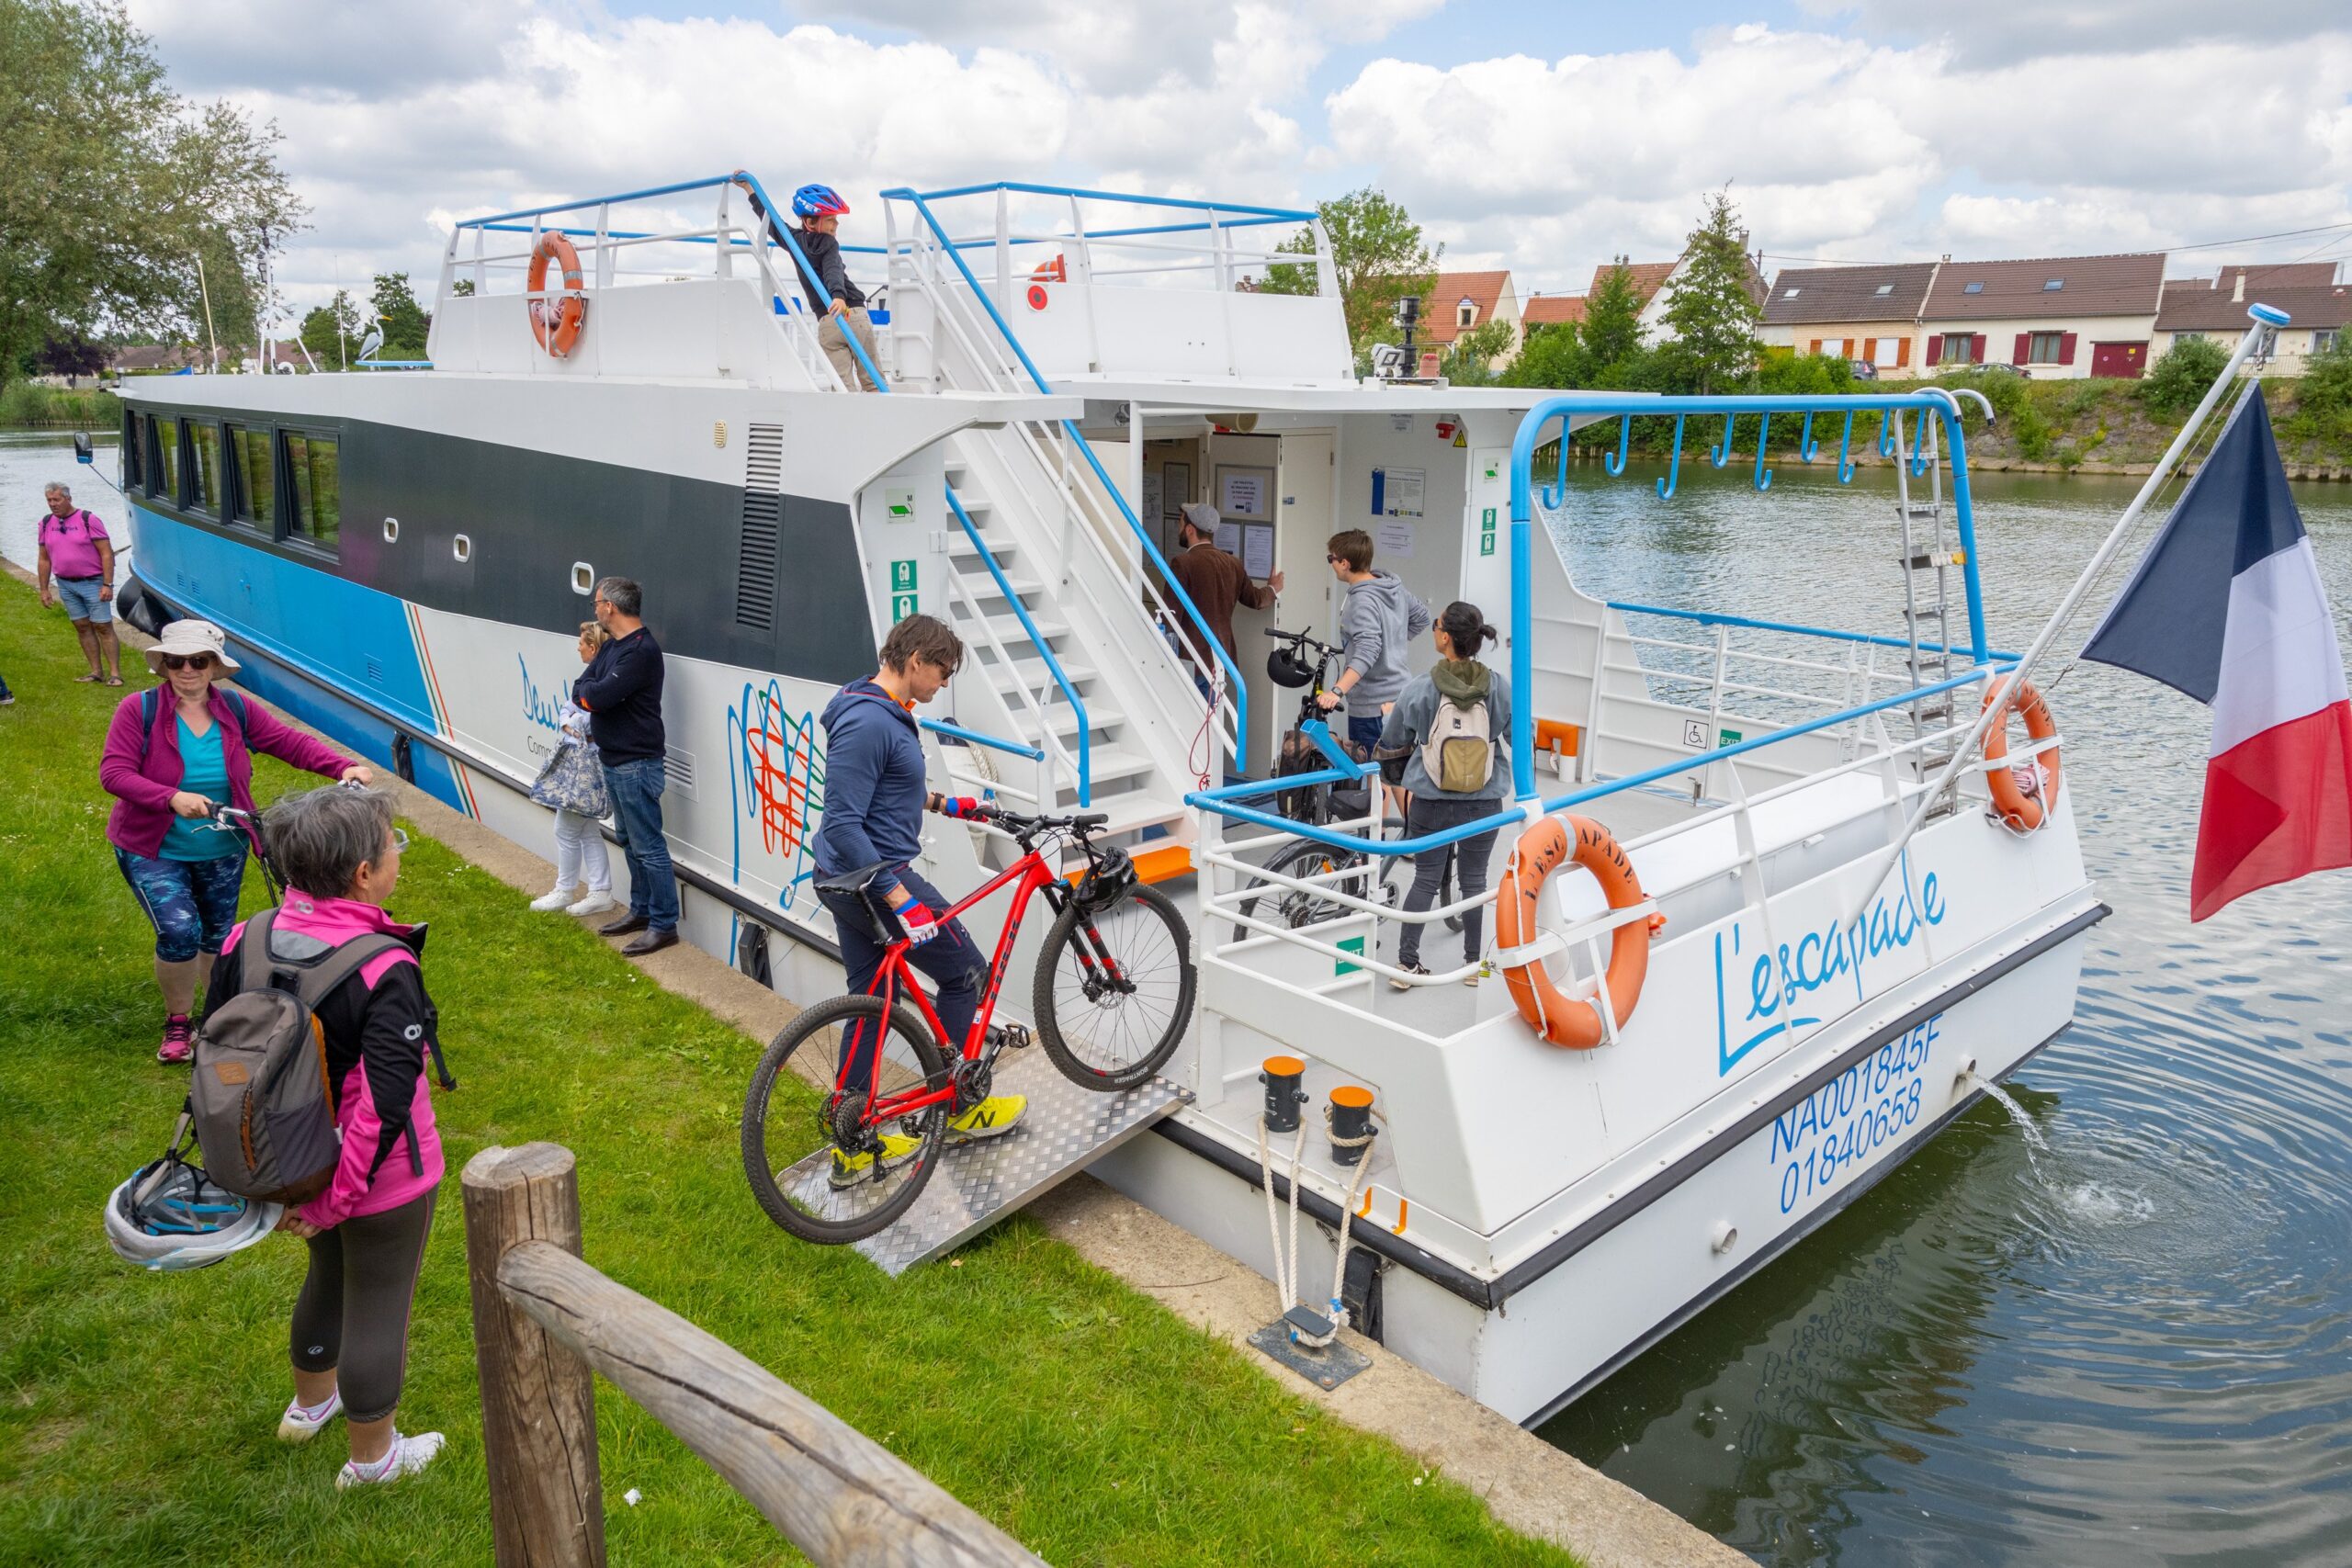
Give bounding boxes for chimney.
[2233,269,2245,303]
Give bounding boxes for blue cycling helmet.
[793,184,851,220]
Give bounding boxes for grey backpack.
[188,911,402,1204]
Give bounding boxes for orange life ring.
[527,231,588,357]
[1982,675,2060,831]
[1495,815,1660,1050]
[1032,254,1067,284]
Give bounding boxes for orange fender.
[1983,676,2060,831]
[527,231,588,357]
[1495,815,1658,1050]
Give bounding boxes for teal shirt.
[159,716,243,861]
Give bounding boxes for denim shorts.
[53,577,112,623]
[116,847,249,963]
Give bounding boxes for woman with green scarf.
[1377,601,1511,986]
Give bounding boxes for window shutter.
[1925,335,1941,367]
[1896,336,1911,367]
[1842,338,1855,358]
[2059,333,2078,365]
[2012,333,2030,364]
[1810,339,1822,356]
[1973,333,1987,365]
[1861,337,1877,362]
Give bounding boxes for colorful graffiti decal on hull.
[728,678,825,910]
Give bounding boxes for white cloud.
[1795,1,2346,66]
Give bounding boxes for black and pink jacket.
[209,890,452,1227]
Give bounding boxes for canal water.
[2,429,130,581]
[1535,456,2352,1567]
[8,425,2350,1563]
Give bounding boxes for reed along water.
[1534,455,2352,1568]
[13,429,2351,1563]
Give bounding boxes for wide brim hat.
[142,618,241,675]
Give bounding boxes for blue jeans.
[1347,714,1385,751]
[117,846,248,962]
[602,757,679,931]
[817,866,985,1096]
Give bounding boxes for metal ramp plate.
[783,1048,1192,1276]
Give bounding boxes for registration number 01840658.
[1769,1015,1939,1214]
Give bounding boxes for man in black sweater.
[571,576,677,954]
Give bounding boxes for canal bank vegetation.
[0,572,1575,1566]
[0,0,303,400]
[0,382,122,430]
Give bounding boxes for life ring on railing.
[1496,815,1661,1050]
[1982,675,2061,831]
[526,231,588,357]
[1032,255,1067,284]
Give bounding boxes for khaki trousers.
[819,307,880,391]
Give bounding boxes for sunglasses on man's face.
[1327,555,1344,565]
[162,653,215,672]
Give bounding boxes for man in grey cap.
[1164,502,1281,699]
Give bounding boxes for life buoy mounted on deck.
[1982,675,2062,831]
[527,231,588,357]
[1495,816,1662,1050]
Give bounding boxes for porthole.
[382,517,400,543]
[453,534,473,563]
[571,562,594,595]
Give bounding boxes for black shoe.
[600,913,650,937]
[621,928,678,957]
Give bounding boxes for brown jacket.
[1166,544,1273,668]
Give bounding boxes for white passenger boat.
[111,171,2109,1424]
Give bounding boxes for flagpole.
[1844,303,2290,925]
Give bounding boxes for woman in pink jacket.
[207,783,454,1487]
[98,620,370,1062]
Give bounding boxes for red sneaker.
[156,1014,194,1065]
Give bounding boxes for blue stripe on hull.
[126,504,472,815]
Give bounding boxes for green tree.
[2138,335,2232,415]
[1659,189,1762,394]
[1442,318,1515,386]
[1579,264,1647,371]
[1503,319,1589,389]
[1261,188,1440,349]
[300,290,362,367]
[0,1,305,391]
[370,272,430,357]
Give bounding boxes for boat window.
[226,423,273,527]
[281,432,341,552]
[186,420,221,515]
[120,411,142,491]
[149,414,177,502]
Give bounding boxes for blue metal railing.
[447,171,889,395]
[1510,390,1993,801]
[883,183,1250,768]
[910,180,1317,223]
[1185,662,2009,859]
[920,717,1043,761]
[945,486,1089,805]
[1606,601,2021,664]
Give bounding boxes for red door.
[2091,341,2147,378]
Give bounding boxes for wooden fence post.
[463,1143,607,1568]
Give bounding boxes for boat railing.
[879,185,1251,775]
[943,485,1089,807]
[431,172,882,391]
[877,181,1345,382]
[1194,660,2047,1003]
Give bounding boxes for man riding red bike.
[811,615,1027,1185]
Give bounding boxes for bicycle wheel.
[1236,839,1380,937]
[1035,882,1196,1090]
[741,993,950,1246]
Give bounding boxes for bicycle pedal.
[987,1022,1032,1051]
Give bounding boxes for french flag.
[2082,387,2352,920]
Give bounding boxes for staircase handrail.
[882,185,1251,769]
[946,485,1090,806]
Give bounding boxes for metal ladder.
[1891,412,1963,818]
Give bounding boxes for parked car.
[1848,360,1878,381]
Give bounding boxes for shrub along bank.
[0,570,1577,1567]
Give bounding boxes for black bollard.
[1329,1085,1375,1167]
[1260,1055,1307,1133]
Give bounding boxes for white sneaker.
[566,891,617,917]
[277,1390,342,1442]
[529,886,577,912]
[336,1429,447,1489]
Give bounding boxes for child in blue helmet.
[789,182,879,391]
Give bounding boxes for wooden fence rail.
[461,1142,1041,1568]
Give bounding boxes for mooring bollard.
[1329,1085,1375,1168]
[1261,1055,1307,1133]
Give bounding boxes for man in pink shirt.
[38,480,123,686]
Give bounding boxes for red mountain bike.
[741,807,1196,1245]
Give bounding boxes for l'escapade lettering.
[1713,856,1946,1075]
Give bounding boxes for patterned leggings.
[115,848,249,963]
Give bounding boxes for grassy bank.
[0,382,121,430]
[0,573,1573,1566]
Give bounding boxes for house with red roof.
[2154,264,2351,377]
[1918,253,2165,378]
[1761,260,1940,372]
[1417,269,1523,366]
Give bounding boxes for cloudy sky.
[126,0,2352,317]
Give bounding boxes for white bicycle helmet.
[105,1140,281,1272]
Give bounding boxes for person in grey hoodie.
[1316,528,1432,753]
[1378,601,1511,987]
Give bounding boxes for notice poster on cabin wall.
[1241,524,1276,580]
[1371,466,1425,519]
[1141,472,1163,525]
[1216,465,1275,523]
[1376,520,1417,558]
[1161,461,1192,524]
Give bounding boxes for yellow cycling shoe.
[945,1094,1027,1144]
[829,1132,924,1189]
